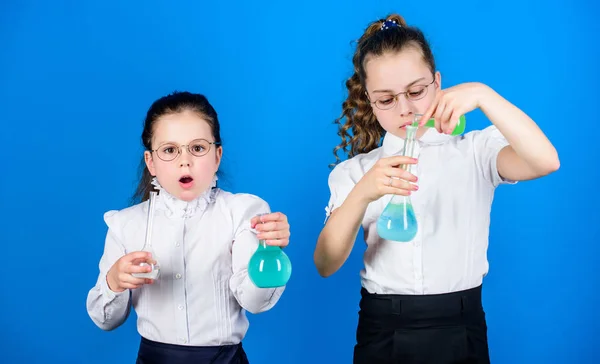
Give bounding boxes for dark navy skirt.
[136,337,250,364]
[353,285,490,364]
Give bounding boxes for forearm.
[230,201,287,315]
[314,188,369,277]
[230,275,285,314]
[478,84,560,173]
[86,274,132,331]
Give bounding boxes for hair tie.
[381,20,400,30]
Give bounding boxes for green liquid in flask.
[423,114,466,136]
[248,240,292,288]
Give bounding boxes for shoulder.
[215,189,270,216]
[459,125,509,154]
[328,147,383,187]
[435,126,507,154]
[103,201,147,232]
[461,125,506,143]
[215,190,270,232]
[216,189,269,209]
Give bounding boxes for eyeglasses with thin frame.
[151,138,221,162]
[369,78,436,110]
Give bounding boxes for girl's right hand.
[106,251,155,292]
[354,155,419,203]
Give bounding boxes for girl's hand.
[419,82,488,134]
[251,212,290,248]
[354,155,419,204]
[106,251,156,292]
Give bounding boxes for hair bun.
[383,14,407,28]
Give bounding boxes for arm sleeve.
[86,210,132,330]
[324,163,356,224]
[229,195,285,314]
[473,125,518,188]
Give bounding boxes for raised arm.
[477,84,560,181]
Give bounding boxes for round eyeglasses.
[369,79,435,110]
[151,138,221,162]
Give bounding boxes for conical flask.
[132,191,161,279]
[376,115,420,242]
[248,214,292,288]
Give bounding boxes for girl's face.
[144,110,222,202]
[364,47,441,139]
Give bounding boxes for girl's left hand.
[251,212,290,248]
[419,82,489,134]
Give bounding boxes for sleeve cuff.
[490,145,518,187]
[101,274,128,301]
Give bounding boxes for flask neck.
[257,240,281,251]
[390,194,411,205]
[402,126,418,156]
[399,125,418,172]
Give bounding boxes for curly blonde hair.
[332,14,436,166]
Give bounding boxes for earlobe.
[144,151,156,176]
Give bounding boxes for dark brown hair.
[332,13,436,165]
[132,91,222,204]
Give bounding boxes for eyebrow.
[154,139,178,145]
[154,138,212,146]
[372,77,427,93]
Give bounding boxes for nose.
[396,96,415,118]
[178,147,193,167]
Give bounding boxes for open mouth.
[399,121,417,129]
[179,175,194,184]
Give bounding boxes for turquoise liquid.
[248,242,292,288]
[376,201,418,242]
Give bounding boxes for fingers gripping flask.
[248,214,292,288]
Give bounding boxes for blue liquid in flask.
[376,196,418,242]
[248,240,292,288]
[376,114,420,242]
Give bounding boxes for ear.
[363,90,376,113]
[214,146,223,173]
[144,151,157,176]
[434,71,442,90]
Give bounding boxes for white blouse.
[86,179,285,346]
[325,126,515,295]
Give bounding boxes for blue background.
[1,0,599,363]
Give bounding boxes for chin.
[177,186,212,202]
[178,194,196,202]
[177,190,200,202]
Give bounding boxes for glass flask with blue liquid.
[376,115,421,242]
[248,214,292,288]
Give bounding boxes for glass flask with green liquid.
[248,214,292,288]
[423,114,466,136]
[376,114,466,242]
